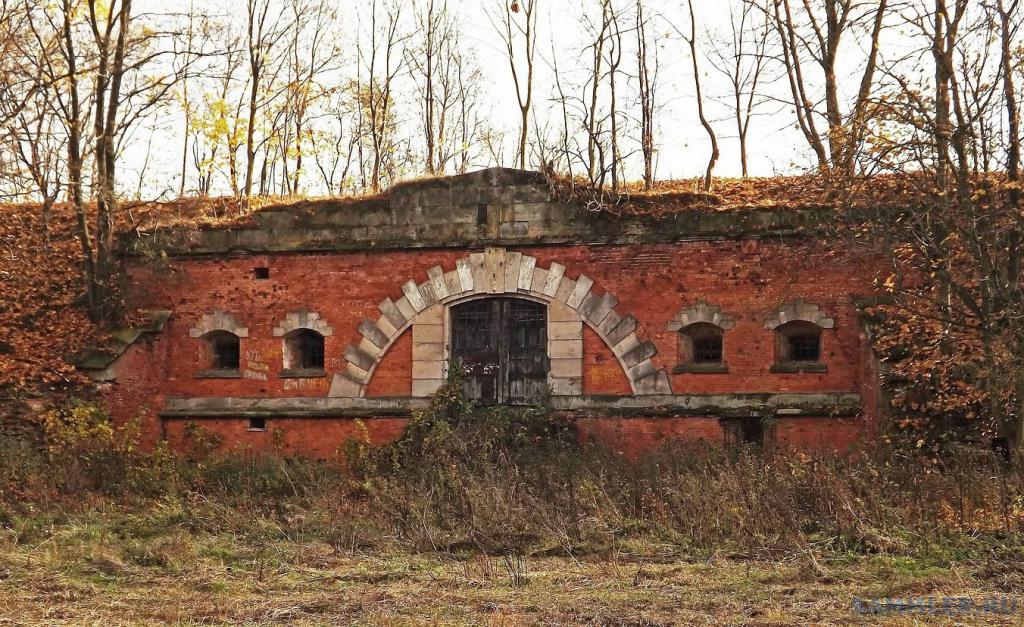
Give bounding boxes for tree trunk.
[998,0,1021,206]
[687,0,718,192]
[244,74,258,197]
[62,0,97,319]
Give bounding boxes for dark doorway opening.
[722,417,771,449]
[450,298,549,404]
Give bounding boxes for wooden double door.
[450,298,549,404]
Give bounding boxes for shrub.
[1,390,1021,562]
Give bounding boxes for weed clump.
[0,382,1022,563]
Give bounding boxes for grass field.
[2,506,1022,626]
[3,398,1023,625]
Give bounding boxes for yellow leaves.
[39,401,114,455]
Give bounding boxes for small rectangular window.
[248,417,266,431]
[789,335,820,361]
[254,267,270,280]
[723,418,768,449]
[740,419,764,445]
[692,335,723,363]
[477,203,489,227]
[215,340,240,370]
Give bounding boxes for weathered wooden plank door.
[451,298,548,404]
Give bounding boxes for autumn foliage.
[0,197,253,401]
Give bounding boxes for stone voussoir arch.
[329,247,671,398]
[763,299,835,330]
[188,310,249,338]
[666,300,736,332]
[272,309,334,337]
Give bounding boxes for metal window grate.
[789,334,820,361]
[212,334,240,369]
[692,335,722,363]
[301,333,325,369]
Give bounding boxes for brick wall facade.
[102,237,881,457]
[88,168,883,458]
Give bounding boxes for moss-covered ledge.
[121,168,835,258]
[125,207,830,257]
[73,310,171,381]
[159,392,862,420]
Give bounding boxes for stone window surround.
[189,310,248,379]
[331,247,671,399]
[273,310,333,378]
[764,300,834,373]
[189,310,249,339]
[667,301,735,375]
[661,299,837,375]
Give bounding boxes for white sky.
[121,0,897,197]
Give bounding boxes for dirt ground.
[2,525,1022,626]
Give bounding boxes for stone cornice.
[123,168,832,258]
[160,392,862,420]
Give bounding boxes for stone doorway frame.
[330,247,671,398]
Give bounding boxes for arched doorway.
[331,247,671,398]
[451,298,549,404]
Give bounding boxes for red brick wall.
[98,333,169,450]
[773,417,866,451]
[158,415,868,460]
[582,325,632,394]
[110,240,882,455]
[162,416,409,459]
[365,328,412,397]
[576,417,725,456]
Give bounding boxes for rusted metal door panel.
[504,299,549,403]
[451,299,500,403]
[451,298,548,404]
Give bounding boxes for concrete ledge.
[75,310,172,381]
[672,363,729,374]
[769,361,829,373]
[124,165,831,259]
[160,392,862,420]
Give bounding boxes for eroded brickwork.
[95,168,883,458]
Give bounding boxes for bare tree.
[408,0,448,174]
[453,46,487,174]
[359,0,408,192]
[86,0,137,317]
[406,0,483,175]
[607,3,624,190]
[769,0,888,175]
[682,0,718,192]
[282,0,336,195]
[242,0,284,197]
[635,0,659,189]
[996,0,1021,205]
[0,2,64,239]
[58,0,95,316]
[709,0,770,177]
[584,0,611,182]
[495,0,539,170]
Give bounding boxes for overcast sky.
[121,0,900,197]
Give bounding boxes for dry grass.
[1,509,1020,626]
[3,396,1023,624]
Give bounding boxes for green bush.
[1,389,1021,562]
